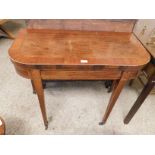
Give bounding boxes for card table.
[9,29,150,129]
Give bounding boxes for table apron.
[13,62,139,80]
[40,69,137,80]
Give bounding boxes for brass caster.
[123,119,129,125]
[45,122,48,130]
[33,91,36,94]
[99,122,104,125]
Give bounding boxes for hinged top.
[9,29,150,67]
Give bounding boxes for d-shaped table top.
[9,29,150,67]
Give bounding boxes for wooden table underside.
[9,29,150,129]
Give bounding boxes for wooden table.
[9,29,150,129]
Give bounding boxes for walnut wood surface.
[9,29,150,67]
[8,28,150,128]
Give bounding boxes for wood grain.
[9,29,150,67]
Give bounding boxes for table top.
[9,29,150,67]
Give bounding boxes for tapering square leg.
[124,74,155,124]
[31,80,36,94]
[31,80,46,94]
[31,69,48,129]
[100,72,129,125]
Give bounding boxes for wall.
[134,19,155,46]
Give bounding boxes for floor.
[0,20,155,135]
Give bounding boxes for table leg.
[31,80,46,94]
[31,80,36,94]
[31,69,48,129]
[124,78,154,124]
[99,72,128,125]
